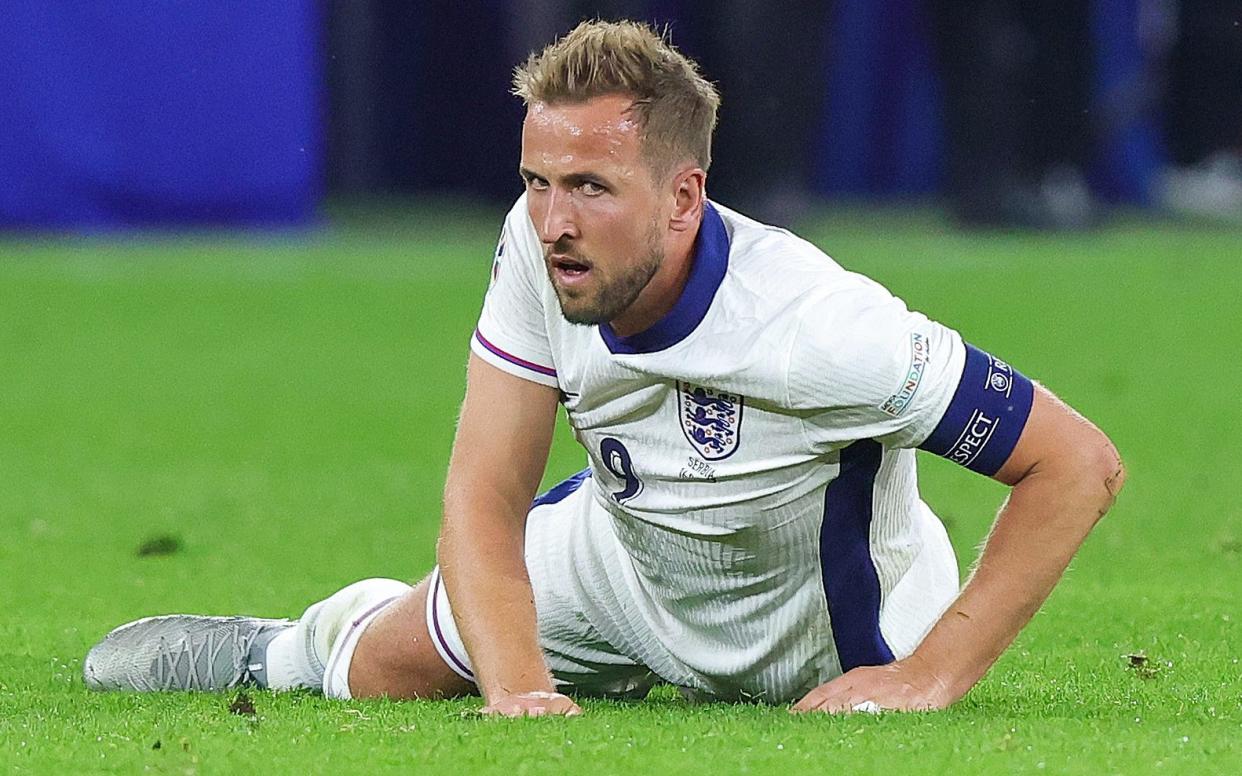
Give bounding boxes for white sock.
[263,626,320,691]
[262,578,411,694]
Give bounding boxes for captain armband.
[918,344,1034,476]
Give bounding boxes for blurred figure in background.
[689,1,833,226]
[505,1,833,226]
[1158,0,1242,222]
[931,0,1099,229]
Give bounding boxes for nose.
[534,188,578,246]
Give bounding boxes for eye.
[580,180,606,196]
[527,176,549,191]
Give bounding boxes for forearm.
[913,447,1124,698]
[439,486,553,702]
[434,355,560,703]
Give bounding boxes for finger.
[810,696,852,714]
[481,699,533,717]
[800,684,875,714]
[791,684,837,712]
[791,679,855,713]
[809,699,854,714]
[793,689,842,713]
[479,703,518,717]
[540,699,581,717]
[549,697,583,716]
[482,703,547,718]
[544,693,582,715]
[481,695,582,718]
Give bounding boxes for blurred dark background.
[2,1,1239,231]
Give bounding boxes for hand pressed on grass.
[482,691,583,718]
[790,655,955,714]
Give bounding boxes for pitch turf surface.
[1,208,1239,774]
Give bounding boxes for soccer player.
[83,21,1125,716]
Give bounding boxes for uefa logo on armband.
[985,355,1013,396]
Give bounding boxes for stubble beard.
[548,227,664,327]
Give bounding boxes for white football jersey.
[469,196,1034,700]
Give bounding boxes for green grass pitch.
[1,208,1239,773]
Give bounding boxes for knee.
[306,578,412,659]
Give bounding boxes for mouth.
[550,254,593,284]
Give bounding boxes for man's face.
[520,95,668,326]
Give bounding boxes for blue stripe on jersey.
[474,329,557,378]
[819,440,895,672]
[598,202,730,355]
[530,468,592,509]
[919,344,1034,476]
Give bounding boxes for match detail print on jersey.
[918,344,1034,476]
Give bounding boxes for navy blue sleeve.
[918,344,1034,476]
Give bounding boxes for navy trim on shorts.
[430,571,474,680]
[819,440,895,672]
[531,468,592,509]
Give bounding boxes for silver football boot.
[83,615,292,692]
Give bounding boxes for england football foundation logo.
[677,382,744,460]
[879,331,929,418]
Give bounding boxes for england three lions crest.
[678,382,744,460]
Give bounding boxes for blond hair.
[512,20,720,176]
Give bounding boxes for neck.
[607,226,699,338]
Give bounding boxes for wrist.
[904,647,981,703]
[481,673,557,703]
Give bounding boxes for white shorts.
[426,471,959,702]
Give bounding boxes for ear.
[668,167,707,233]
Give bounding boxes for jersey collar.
[599,201,730,355]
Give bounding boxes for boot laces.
[152,623,260,690]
